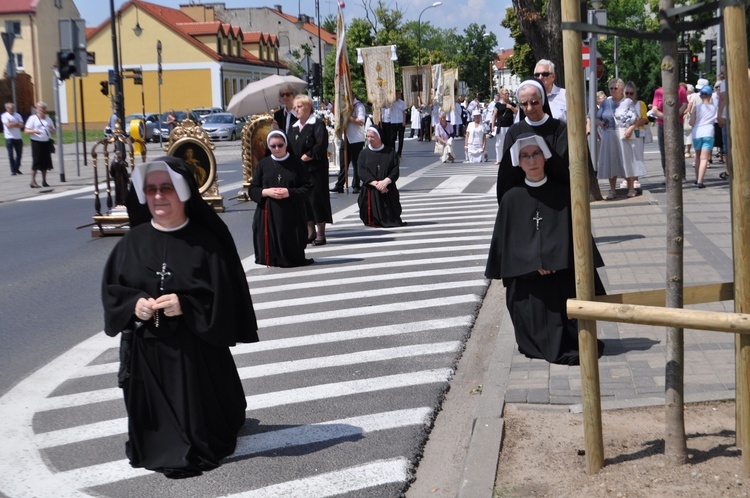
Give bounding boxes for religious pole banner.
[401,65,432,108]
[431,64,443,104]
[358,45,396,125]
[441,67,458,113]
[333,0,353,141]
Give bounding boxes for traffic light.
[705,39,716,73]
[312,63,321,89]
[690,54,699,72]
[100,81,109,96]
[132,68,143,85]
[306,71,314,87]
[57,50,77,80]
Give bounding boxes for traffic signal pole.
[109,0,124,132]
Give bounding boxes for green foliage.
[500,7,534,80]
[321,1,499,105]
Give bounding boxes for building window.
[14,53,23,69]
[9,21,21,37]
[55,0,63,8]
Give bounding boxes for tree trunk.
[512,0,564,84]
[660,0,688,466]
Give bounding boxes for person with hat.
[485,134,605,365]
[101,156,258,478]
[688,84,718,188]
[465,109,487,163]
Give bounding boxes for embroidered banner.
[359,45,396,125]
[441,67,458,113]
[401,65,432,108]
[431,64,443,104]
[333,1,353,140]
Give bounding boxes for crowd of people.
[86,58,737,479]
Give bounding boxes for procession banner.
[441,67,458,113]
[333,1,353,140]
[401,65,432,108]
[358,45,396,124]
[431,64,443,104]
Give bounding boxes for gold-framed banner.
[358,45,396,125]
[401,65,432,108]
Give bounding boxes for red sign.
[582,46,604,79]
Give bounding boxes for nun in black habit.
[102,156,258,478]
[357,126,405,227]
[485,134,605,366]
[496,79,570,204]
[249,130,314,267]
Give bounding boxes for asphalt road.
[0,137,499,497]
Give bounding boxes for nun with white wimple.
[357,126,405,227]
[485,134,605,365]
[249,130,314,267]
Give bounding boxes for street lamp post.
[417,1,441,104]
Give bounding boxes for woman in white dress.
[595,78,646,199]
[464,109,486,163]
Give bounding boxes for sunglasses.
[534,72,551,78]
[280,92,293,97]
[519,100,541,107]
[609,86,620,91]
[144,184,176,196]
[625,91,635,96]
[269,143,285,149]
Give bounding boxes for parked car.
[159,111,202,139]
[192,107,223,122]
[200,113,245,141]
[122,113,161,142]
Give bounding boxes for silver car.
[201,113,245,141]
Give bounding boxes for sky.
[80,0,514,50]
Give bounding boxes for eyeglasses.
[519,100,541,107]
[534,72,551,78]
[279,92,293,97]
[625,91,635,96]
[144,184,176,196]
[519,151,544,162]
[609,86,620,91]
[269,143,285,149]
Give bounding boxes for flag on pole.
[334,0,353,140]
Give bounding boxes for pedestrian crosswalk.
[0,170,500,497]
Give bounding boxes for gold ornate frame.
[164,118,224,212]
[240,113,274,199]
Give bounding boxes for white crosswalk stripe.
[0,172,498,497]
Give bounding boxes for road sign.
[582,45,604,79]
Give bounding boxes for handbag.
[434,141,444,155]
[618,128,635,140]
[49,139,55,153]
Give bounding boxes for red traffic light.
[690,55,698,64]
[100,81,109,96]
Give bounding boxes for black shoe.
[16,170,22,174]
[329,186,343,193]
[351,187,360,194]
[311,238,327,246]
[30,184,41,188]
[42,182,50,187]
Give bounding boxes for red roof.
[495,50,514,70]
[86,0,283,69]
[0,0,38,15]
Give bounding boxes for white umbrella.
[226,75,307,117]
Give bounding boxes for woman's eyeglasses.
[269,143,285,149]
[609,86,620,91]
[519,151,544,162]
[519,100,541,107]
[144,185,176,196]
[533,72,551,78]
